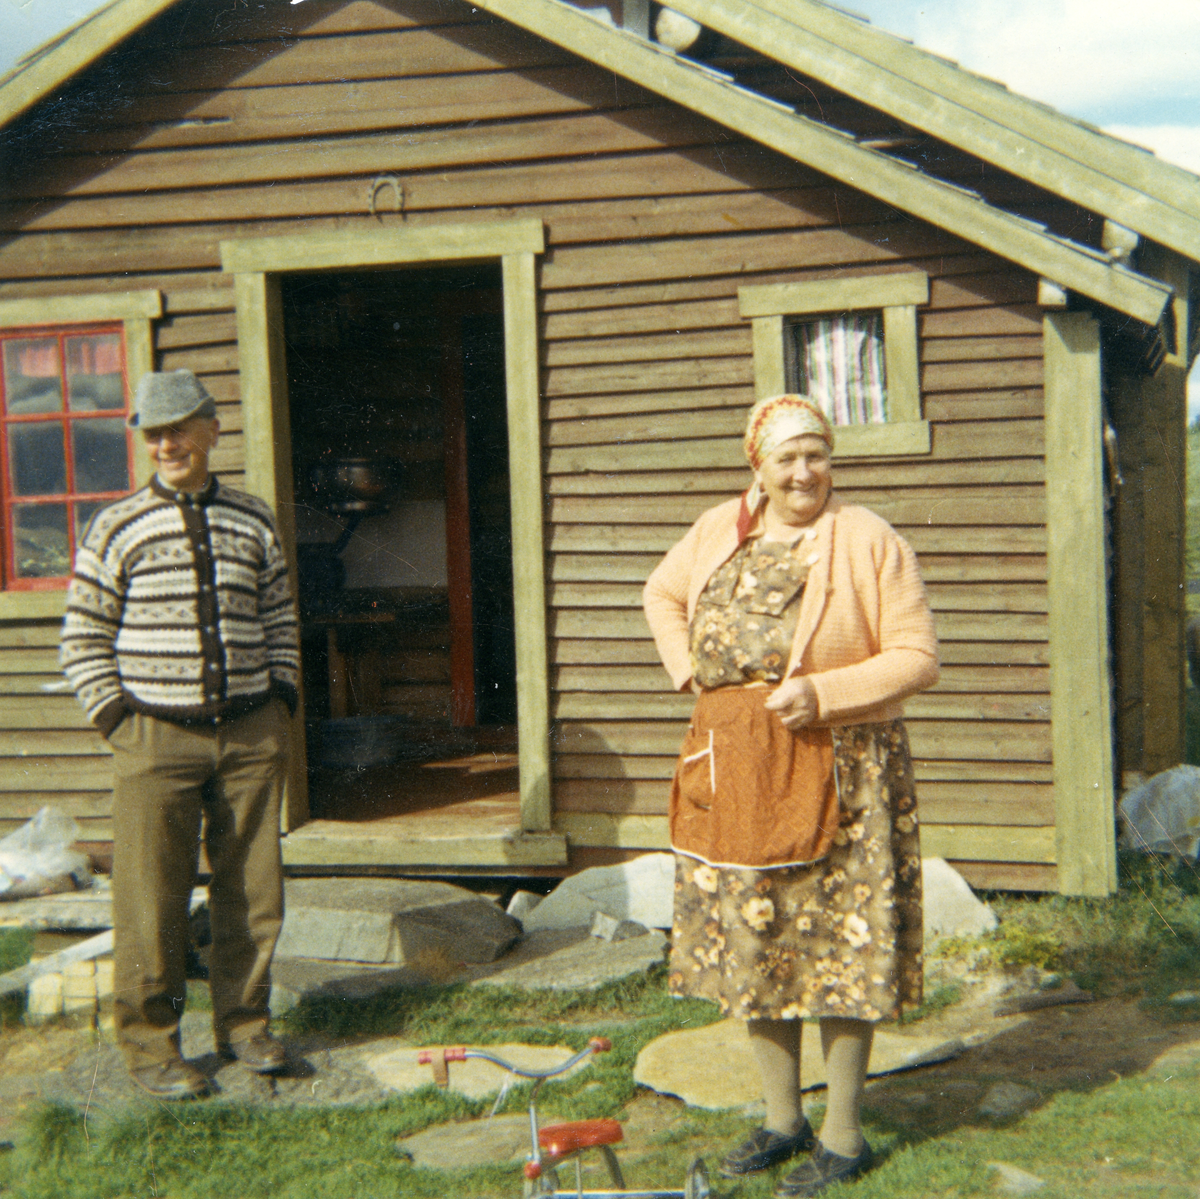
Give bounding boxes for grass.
[0,927,33,1027]
[1,860,1199,1197]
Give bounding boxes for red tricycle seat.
[538,1118,624,1159]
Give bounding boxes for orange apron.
[670,686,839,869]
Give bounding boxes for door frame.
[220,219,560,864]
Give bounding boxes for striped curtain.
[793,313,888,425]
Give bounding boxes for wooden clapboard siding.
[0,0,1063,882]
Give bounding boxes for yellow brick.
[26,972,63,1022]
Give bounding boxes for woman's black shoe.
[774,1140,872,1196]
[719,1121,815,1177]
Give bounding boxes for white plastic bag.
[1118,765,1200,860]
[0,806,93,900]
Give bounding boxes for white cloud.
[905,0,1200,124]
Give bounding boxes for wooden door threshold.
[282,796,567,868]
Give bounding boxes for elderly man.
[61,369,300,1099]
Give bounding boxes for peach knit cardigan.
[643,492,939,725]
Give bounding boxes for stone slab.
[0,877,112,930]
[633,1019,964,1109]
[395,1114,532,1169]
[269,957,438,1014]
[520,854,674,933]
[276,878,520,966]
[366,1042,592,1099]
[468,928,668,991]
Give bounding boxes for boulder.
[1118,765,1200,859]
[921,858,998,940]
[520,854,675,932]
[275,878,521,966]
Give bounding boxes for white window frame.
[738,271,931,457]
[0,290,161,619]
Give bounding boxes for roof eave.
[477,0,1171,327]
[668,0,1200,263]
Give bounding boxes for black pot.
[310,457,396,516]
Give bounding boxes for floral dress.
[670,536,924,1021]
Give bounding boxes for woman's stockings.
[817,1017,874,1157]
[747,1017,804,1135]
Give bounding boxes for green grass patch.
[0,927,33,1026]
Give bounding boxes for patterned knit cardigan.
[61,477,300,737]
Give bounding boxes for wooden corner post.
[1044,310,1117,896]
[503,250,552,833]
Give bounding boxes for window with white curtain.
[739,271,931,458]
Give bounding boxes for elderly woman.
[643,394,938,1198]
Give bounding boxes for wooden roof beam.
[476,0,1171,326]
[0,0,175,127]
[665,0,1200,262]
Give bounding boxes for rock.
[269,958,446,1015]
[921,858,997,940]
[395,1114,532,1169]
[590,912,649,941]
[634,1019,964,1109]
[506,890,543,922]
[1168,990,1200,1005]
[978,1081,1041,1119]
[1118,765,1200,859]
[988,1162,1046,1195]
[276,878,520,966]
[366,1042,593,1099]
[470,928,668,991]
[520,854,675,933]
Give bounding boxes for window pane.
[2,339,63,414]
[72,419,130,493]
[75,500,104,545]
[12,503,69,578]
[793,313,888,426]
[66,334,125,411]
[8,421,66,496]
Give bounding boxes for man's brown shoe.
[219,1031,287,1074]
[130,1058,209,1100]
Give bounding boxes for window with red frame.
[0,326,134,588]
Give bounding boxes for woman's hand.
[765,675,819,729]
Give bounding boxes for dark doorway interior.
[281,265,517,819]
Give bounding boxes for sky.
[2,0,1200,404]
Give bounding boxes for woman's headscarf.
[744,393,834,469]
[741,395,834,525]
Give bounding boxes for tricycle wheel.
[684,1157,710,1199]
[523,1166,559,1198]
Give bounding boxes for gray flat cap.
[128,369,217,428]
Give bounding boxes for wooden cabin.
[0,0,1197,896]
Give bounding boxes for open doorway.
[281,264,518,822]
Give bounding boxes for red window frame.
[0,323,135,590]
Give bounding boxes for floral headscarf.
[744,394,834,468]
